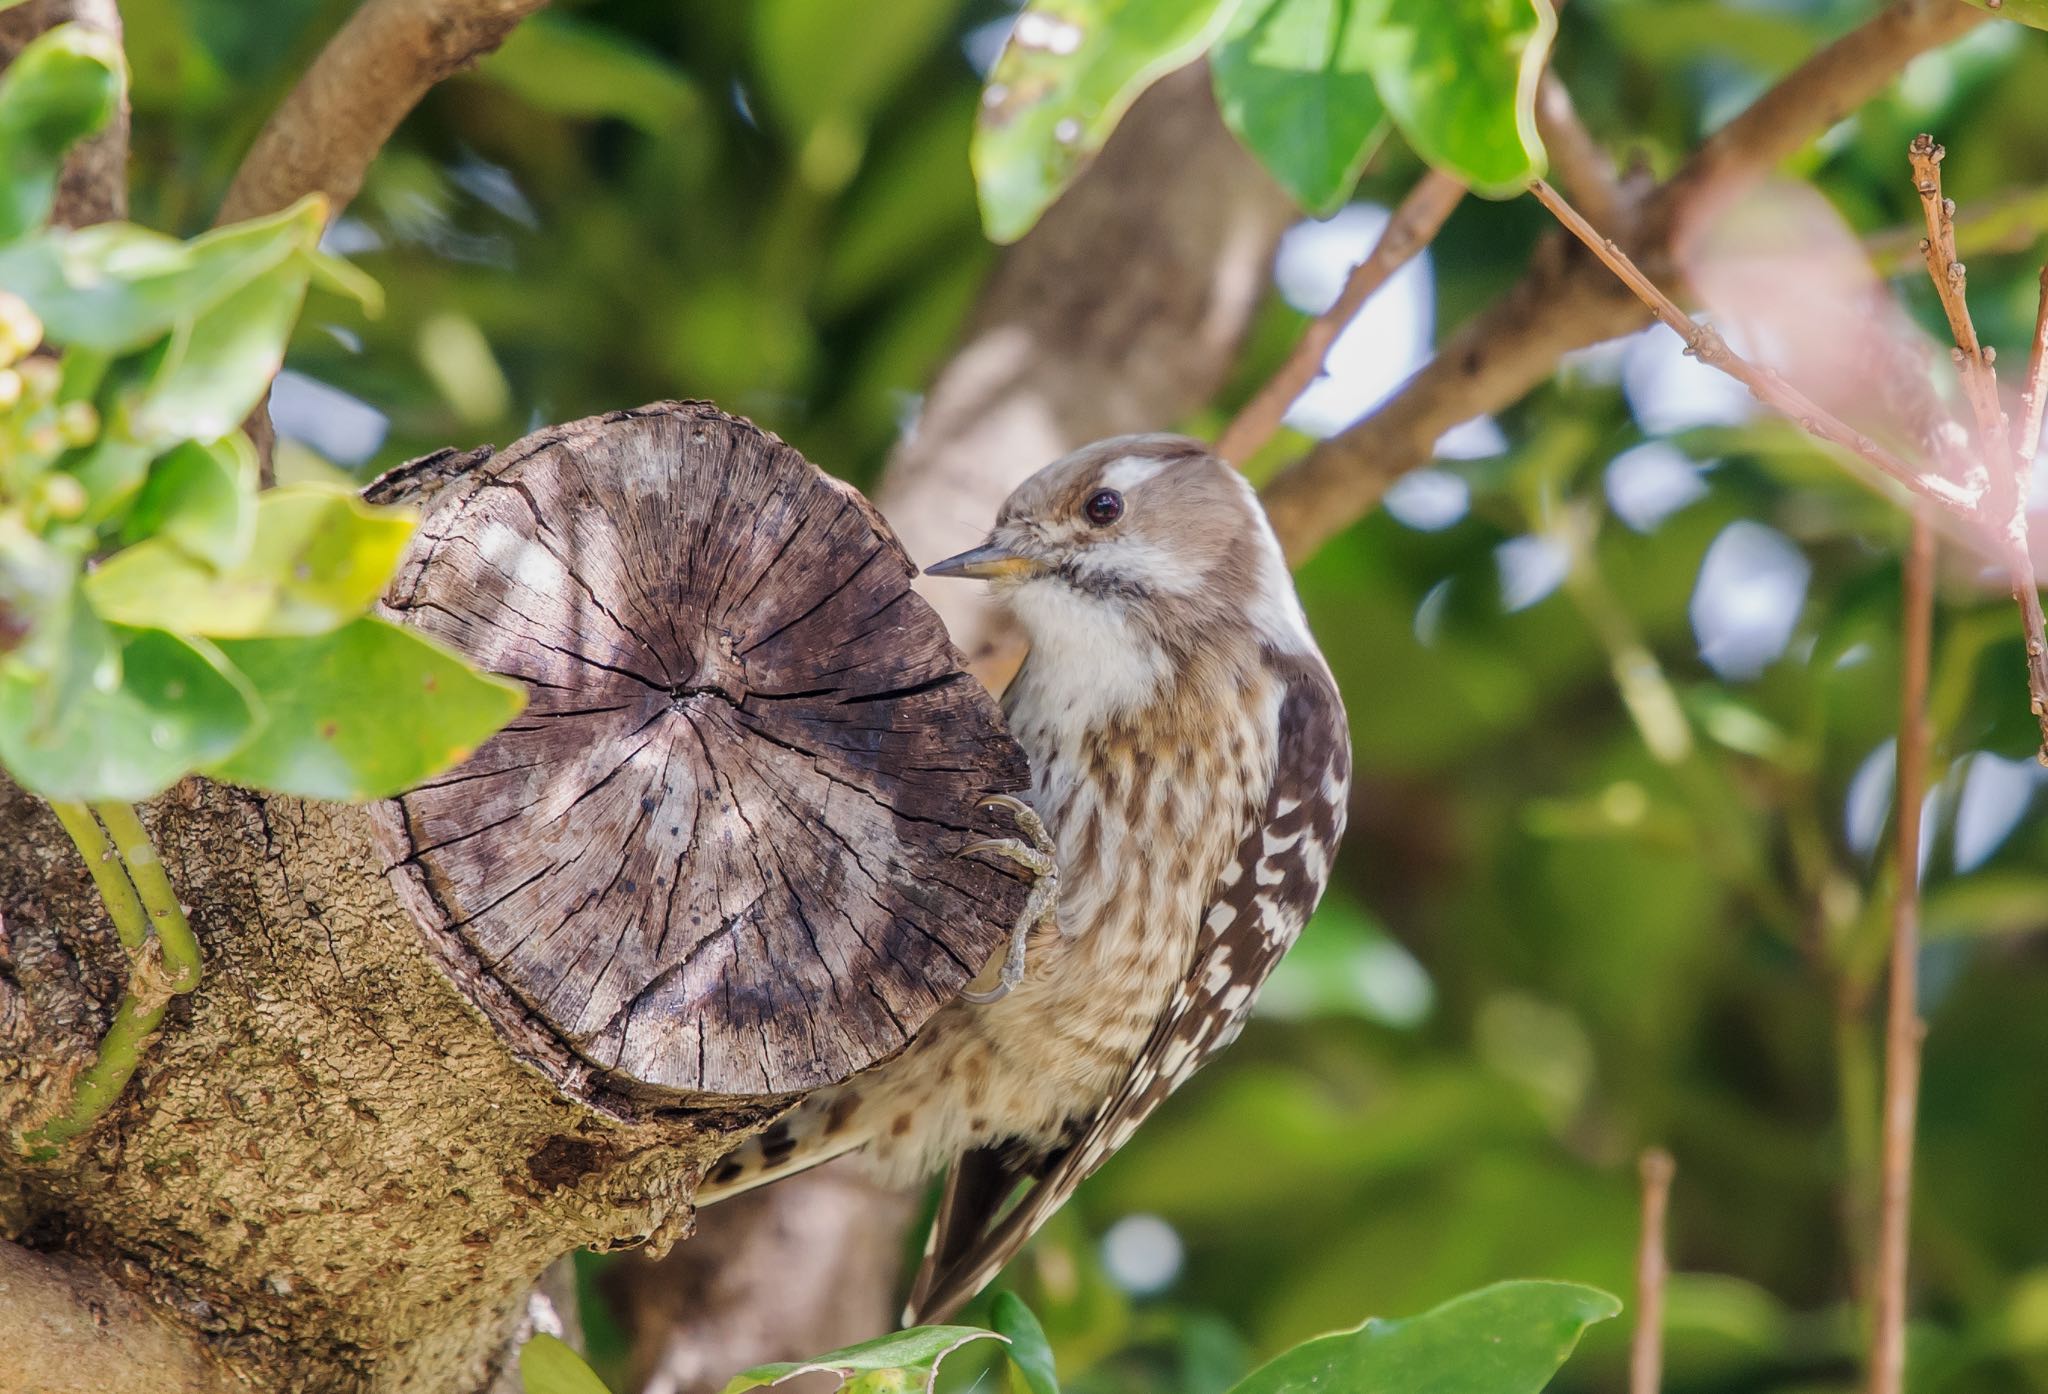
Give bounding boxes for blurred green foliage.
[122,2,2048,1393]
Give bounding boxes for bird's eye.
[1084,489,1124,526]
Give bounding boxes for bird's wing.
[903,650,1351,1324]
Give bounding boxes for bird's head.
[926,434,1311,669]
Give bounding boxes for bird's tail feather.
[696,1088,867,1204]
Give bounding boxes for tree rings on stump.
[370,403,1031,1105]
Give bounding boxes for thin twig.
[1631,1148,1676,1394]
[1908,136,2003,492]
[47,802,147,952]
[2011,269,2048,759]
[1216,170,1465,466]
[22,960,175,1156]
[1259,0,1986,562]
[21,803,180,1157]
[1867,514,1933,1394]
[93,802,201,993]
[1910,137,2048,760]
[1528,179,1981,516]
[1863,183,2048,276]
[216,0,553,225]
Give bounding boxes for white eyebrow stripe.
[1099,456,1170,491]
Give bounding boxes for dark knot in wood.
[370,403,1031,1107]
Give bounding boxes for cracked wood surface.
[1,401,1031,1392]
[370,402,1032,1101]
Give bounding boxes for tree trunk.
[0,402,1029,1393]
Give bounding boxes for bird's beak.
[924,540,1045,581]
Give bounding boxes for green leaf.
[721,1327,1007,1394]
[204,617,524,801]
[123,262,309,446]
[973,0,1243,243]
[1961,0,2048,28]
[519,1334,613,1394]
[0,23,125,241]
[122,435,258,568]
[305,244,385,317]
[0,625,257,801]
[1224,1280,1620,1394]
[1353,0,1552,194]
[1212,0,1388,216]
[991,1293,1061,1394]
[86,484,414,638]
[0,196,325,352]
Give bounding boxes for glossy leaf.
[1354,0,1552,193]
[121,435,258,568]
[0,196,324,352]
[991,1293,1061,1394]
[973,0,1242,243]
[1212,0,1388,216]
[204,617,524,801]
[123,262,309,445]
[0,625,256,800]
[85,484,413,638]
[0,23,125,242]
[519,1334,613,1394]
[721,1326,1006,1394]
[1224,1281,1619,1394]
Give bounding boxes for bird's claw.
[956,793,1059,1004]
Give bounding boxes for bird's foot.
[955,794,1059,1004]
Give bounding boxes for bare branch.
[1864,183,2048,273]
[1908,136,2005,475]
[1528,179,1980,516]
[0,0,126,226]
[1631,1149,1676,1394]
[216,0,552,225]
[1910,136,2048,758]
[1867,515,1934,1394]
[1260,0,1985,562]
[1536,72,1627,234]
[1216,170,1464,467]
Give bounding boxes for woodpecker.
[699,434,1350,1321]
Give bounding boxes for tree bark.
[1,403,1028,1393]
[0,0,127,228]
[216,0,552,227]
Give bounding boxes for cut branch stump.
[368,401,1031,1104]
[0,400,1030,1394]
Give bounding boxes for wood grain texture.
[371,402,1031,1102]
